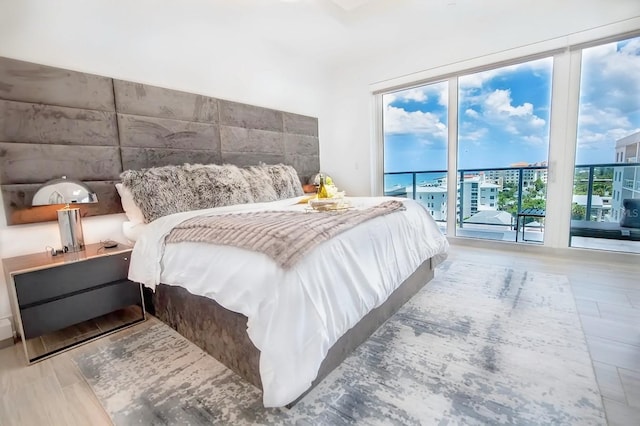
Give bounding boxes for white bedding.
[128,196,449,407]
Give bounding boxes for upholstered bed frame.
[154,257,435,406]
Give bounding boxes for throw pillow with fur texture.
[121,163,254,222]
[262,164,304,199]
[240,166,279,203]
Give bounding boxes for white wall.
[0,0,329,324]
[318,1,640,197]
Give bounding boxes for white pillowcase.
[115,183,146,225]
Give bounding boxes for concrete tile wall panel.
[117,114,221,150]
[284,153,321,184]
[0,57,115,111]
[0,143,121,184]
[121,147,221,171]
[220,126,284,155]
[284,134,320,156]
[113,80,219,123]
[1,181,123,225]
[219,100,283,132]
[0,100,118,146]
[283,112,318,137]
[221,152,285,168]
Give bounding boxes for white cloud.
[459,127,488,142]
[481,89,547,135]
[581,37,640,115]
[576,37,640,154]
[436,83,448,107]
[577,127,640,152]
[400,88,427,102]
[465,108,479,118]
[384,105,447,138]
[578,103,631,128]
[484,89,533,117]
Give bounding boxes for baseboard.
[0,337,13,350]
[447,236,639,265]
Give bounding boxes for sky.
[383,35,640,184]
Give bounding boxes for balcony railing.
[383,162,640,247]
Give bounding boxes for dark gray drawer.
[20,279,142,339]
[14,252,131,307]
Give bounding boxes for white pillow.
[115,183,146,225]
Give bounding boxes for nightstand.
[2,243,145,363]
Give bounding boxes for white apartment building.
[612,131,640,222]
[484,162,548,189]
[460,176,500,219]
[399,175,499,221]
[415,186,447,221]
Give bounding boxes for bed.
[121,163,449,407]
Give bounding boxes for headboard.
[0,57,320,226]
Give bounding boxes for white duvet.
[128,196,449,407]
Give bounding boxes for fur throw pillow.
[240,166,279,203]
[121,163,254,223]
[262,164,304,199]
[120,162,305,223]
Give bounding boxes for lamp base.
[57,207,84,252]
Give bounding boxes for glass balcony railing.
[383,162,640,253]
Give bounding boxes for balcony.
[384,162,640,253]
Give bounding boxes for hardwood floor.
[0,244,638,425]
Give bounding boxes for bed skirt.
[153,257,435,406]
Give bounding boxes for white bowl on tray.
[308,196,348,211]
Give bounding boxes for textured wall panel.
[117,114,220,150]
[2,181,122,225]
[283,112,318,137]
[114,80,219,123]
[221,152,285,168]
[220,126,284,154]
[0,100,118,146]
[0,143,121,184]
[0,57,115,111]
[284,134,320,156]
[284,154,321,184]
[121,147,221,171]
[219,100,283,132]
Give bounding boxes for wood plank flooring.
[0,244,638,425]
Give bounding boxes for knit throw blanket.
[166,200,406,268]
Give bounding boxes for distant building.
[415,185,447,221]
[572,194,610,221]
[612,131,640,222]
[484,161,548,189]
[458,175,500,219]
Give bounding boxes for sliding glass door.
[456,58,553,242]
[383,82,449,230]
[571,35,640,252]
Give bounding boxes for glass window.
[383,81,449,226]
[456,58,553,242]
[571,35,640,252]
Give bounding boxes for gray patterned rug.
[73,261,605,425]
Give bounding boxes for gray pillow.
[620,198,640,228]
[121,163,253,223]
[261,164,304,199]
[240,166,278,203]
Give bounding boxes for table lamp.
[31,176,98,253]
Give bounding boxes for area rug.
[72,261,606,425]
